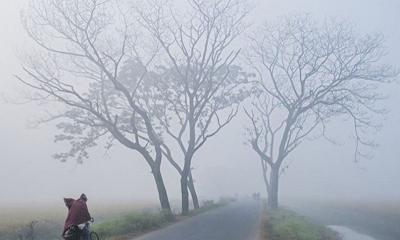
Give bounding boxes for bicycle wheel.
[89,231,100,240]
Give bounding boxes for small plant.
[15,221,39,240]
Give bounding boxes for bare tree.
[18,0,173,214]
[245,15,396,209]
[136,0,250,214]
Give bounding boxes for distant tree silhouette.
[245,15,396,209]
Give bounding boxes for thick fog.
[1,0,399,207]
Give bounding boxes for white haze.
[0,0,399,206]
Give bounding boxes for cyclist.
[62,193,92,240]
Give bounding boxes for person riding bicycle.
[62,193,92,240]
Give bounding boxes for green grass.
[92,211,170,239]
[265,208,340,240]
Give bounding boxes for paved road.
[133,201,262,240]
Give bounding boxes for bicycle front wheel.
[89,231,99,240]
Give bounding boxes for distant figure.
[62,193,92,240]
[252,192,260,200]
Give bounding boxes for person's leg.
[81,223,90,240]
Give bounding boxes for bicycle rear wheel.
[90,231,99,240]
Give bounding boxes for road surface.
[133,200,262,240]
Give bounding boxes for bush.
[0,220,63,240]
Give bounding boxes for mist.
[0,1,400,240]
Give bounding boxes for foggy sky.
[0,0,399,206]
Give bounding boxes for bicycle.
[89,228,100,240]
[63,218,100,240]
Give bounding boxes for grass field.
[286,200,400,240]
[0,201,159,240]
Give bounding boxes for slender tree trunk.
[188,172,200,209]
[151,167,172,216]
[261,158,270,199]
[163,149,199,210]
[268,166,279,209]
[181,174,190,215]
[181,147,193,215]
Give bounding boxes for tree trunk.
[188,172,200,209]
[181,175,190,215]
[152,167,172,216]
[267,166,279,210]
[181,147,194,215]
[163,150,199,210]
[261,159,270,199]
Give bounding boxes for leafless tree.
[18,0,173,214]
[245,15,396,209]
[136,0,250,214]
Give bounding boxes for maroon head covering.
[62,195,91,234]
[64,198,74,210]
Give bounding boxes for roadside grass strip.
[264,208,341,240]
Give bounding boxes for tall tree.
[137,0,250,214]
[18,0,172,214]
[245,15,396,209]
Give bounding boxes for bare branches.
[136,0,250,163]
[245,15,396,208]
[246,15,396,169]
[18,0,164,166]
